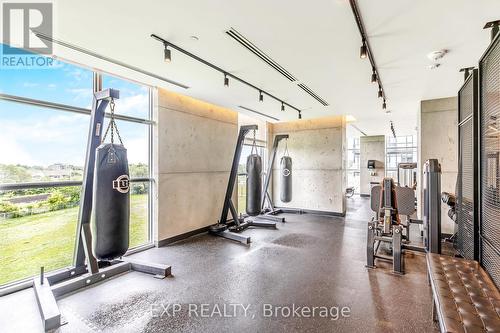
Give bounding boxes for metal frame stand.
[209,125,276,245]
[33,89,171,331]
[256,134,289,223]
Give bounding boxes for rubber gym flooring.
[0,196,438,332]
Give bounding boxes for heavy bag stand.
[209,125,276,244]
[256,134,289,223]
[33,89,171,331]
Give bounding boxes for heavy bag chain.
[283,138,290,157]
[251,129,258,155]
[102,98,124,145]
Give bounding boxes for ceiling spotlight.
[378,86,383,98]
[371,68,377,83]
[382,99,387,109]
[298,111,302,119]
[224,74,229,87]
[259,90,263,102]
[360,40,368,59]
[164,45,171,62]
[281,102,285,111]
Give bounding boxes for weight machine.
[366,159,442,274]
[33,89,171,331]
[397,162,417,188]
[209,125,276,244]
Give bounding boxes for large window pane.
[102,75,150,119]
[0,57,93,108]
[0,101,89,184]
[0,186,80,285]
[129,181,150,248]
[112,120,150,178]
[385,135,417,181]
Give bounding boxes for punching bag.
[280,156,292,203]
[246,154,262,216]
[91,143,130,260]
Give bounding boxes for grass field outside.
[0,194,148,285]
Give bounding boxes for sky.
[0,48,150,167]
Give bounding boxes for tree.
[129,163,148,178]
[47,191,68,211]
[0,164,31,183]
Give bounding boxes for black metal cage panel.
[479,34,500,288]
[457,72,478,260]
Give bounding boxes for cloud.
[0,113,89,166]
[114,93,149,117]
[0,135,34,165]
[47,83,56,88]
[66,88,92,103]
[23,82,39,88]
[125,137,149,164]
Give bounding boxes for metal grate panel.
[480,35,500,288]
[460,78,473,122]
[457,69,478,261]
[481,240,500,288]
[457,118,475,259]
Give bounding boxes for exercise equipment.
[367,160,442,274]
[246,134,263,216]
[257,134,289,222]
[33,89,170,331]
[209,125,276,244]
[280,141,292,203]
[91,100,129,260]
[423,159,442,254]
[397,162,417,189]
[345,187,355,198]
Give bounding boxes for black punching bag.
[246,154,262,216]
[91,143,130,260]
[280,156,292,203]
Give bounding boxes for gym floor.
[0,196,438,332]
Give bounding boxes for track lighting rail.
[349,0,387,106]
[151,33,302,117]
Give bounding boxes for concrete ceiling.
[53,0,500,136]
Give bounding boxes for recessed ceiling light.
[427,50,447,62]
[190,35,199,41]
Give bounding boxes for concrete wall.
[419,96,458,234]
[154,89,237,243]
[359,135,385,196]
[270,116,346,215]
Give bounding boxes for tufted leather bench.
[427,253,500,332]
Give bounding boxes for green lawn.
[0,194,148,285]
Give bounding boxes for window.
[0,56,93,108]
[385,135,417,181]
[0,62,153,286]
[347,137,360,193]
